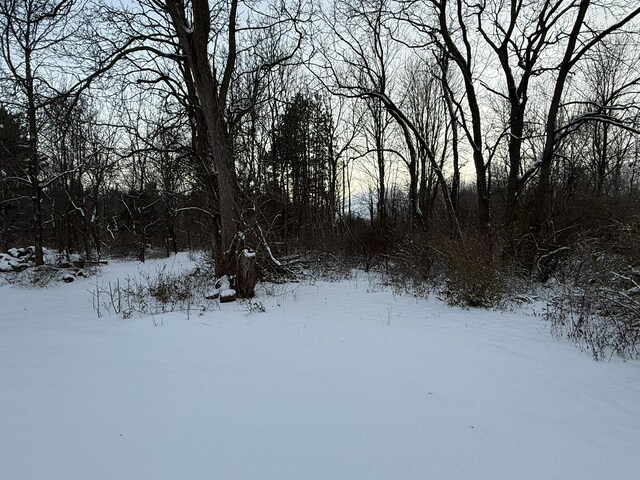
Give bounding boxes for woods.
[1,0,639,308]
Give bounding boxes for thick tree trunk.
[236,247,257,298]
[165,0,255,297]
[201,106,241,275]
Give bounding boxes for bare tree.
[564,36,640,197]
[155,0,304,296]
[402,55,455,222]
[397,0,640,234]
[325,94,361,231]
[0,105,30,251]
[364,99,392,227]
[0,0,81,264]
[533,1,640,231]
[318,0,461,236]
[400,0,492,229]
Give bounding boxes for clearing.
[1,254,639,479]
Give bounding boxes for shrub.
[92,261,217,318]
[371,231,527,308]
[375,237,436,298]
[546,235,640,360]
[436,232,515,309]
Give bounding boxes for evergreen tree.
[0,106,30,251]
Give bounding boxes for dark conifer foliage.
[262,93,336,244]
[0,106,30,251]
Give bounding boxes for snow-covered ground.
[1,254,639,480]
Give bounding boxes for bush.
[546,236,640,360]
[369,231,527,308]
[438,232,514,308]
[374,237,436,298]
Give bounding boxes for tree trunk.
[375,137,386,226]
[25,48,44,266]
[165,0,255,297]
[533,0,591,232]
[504,103,525,227]
[236,247,257,298]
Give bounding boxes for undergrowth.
[91,262,217,319]
[546,234,640,360]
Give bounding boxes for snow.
[0,257,18,272]
[1,254,639,480]
[258,225,282,267]
[220,288,237,302]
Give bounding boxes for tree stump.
[235,248,257,298]
[219,289,237,303]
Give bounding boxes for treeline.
[0,0,639,292]
[0,91,350,259]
